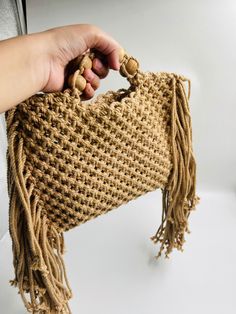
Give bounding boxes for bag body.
[5,51,198,313]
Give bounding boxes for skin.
[0,24,122,113]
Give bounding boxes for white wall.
[1,1,236,313]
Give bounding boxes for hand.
[41,24,121,99]
[0,24,122,112]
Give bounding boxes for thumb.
[84,26,121,70]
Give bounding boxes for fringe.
[6,109,72,313]
[150,75,199,258]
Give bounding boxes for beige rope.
[5,51,199,313]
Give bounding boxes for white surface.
[1,0,236,313]
[1,191,236,314]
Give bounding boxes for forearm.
[0,33,49,113]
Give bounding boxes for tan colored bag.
[5,50,198,313]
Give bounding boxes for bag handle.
[66,49,140,93]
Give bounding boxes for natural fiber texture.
[5,51,199,313]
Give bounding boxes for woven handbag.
[5,50,198,313]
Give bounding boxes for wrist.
[0,33,52,112]
[24,31,53,92]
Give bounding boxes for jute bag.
[5,49,199,313]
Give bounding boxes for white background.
[1,0,236,313]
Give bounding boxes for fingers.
[85,25,121,70]
[48,24,121,98]
[83,68,100,89]
[83,83,94,100]
[82,68,99,99]
[82,57,109,99]
[92,58,109,78]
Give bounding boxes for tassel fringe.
[6,109,72,313]
[150,75,199,258]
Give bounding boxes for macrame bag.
[5,50,198,313]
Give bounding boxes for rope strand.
[150,75,199,258]
[6,109,72,313]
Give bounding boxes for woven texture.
[5,51,198,313]
[13,72,173,231]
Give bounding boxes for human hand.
[40,24,121,99]
[0,24,122,113]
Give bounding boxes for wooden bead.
[126,59,138,76]
[72,54,92,72]
[71,55,83,69]
[119,48,125,63]
[75,74,86,91]
[80,55,92,70]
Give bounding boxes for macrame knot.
[119,55,139,78]
[31,256,49,277]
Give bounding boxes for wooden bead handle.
[67,49,139,92]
